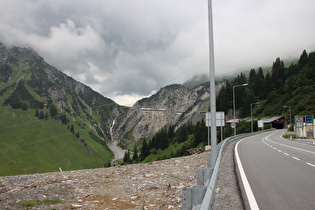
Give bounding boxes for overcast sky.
[1,0,315,106]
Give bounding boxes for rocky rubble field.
[0,151,209,209]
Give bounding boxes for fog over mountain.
[1,0,315,106]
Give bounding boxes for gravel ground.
[0,140,246,209]
[0,151,209,209]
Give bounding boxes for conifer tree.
[70,124,74,134]
[140,139,149,161]
[35,109,39,117]
[39,110,44,119]
[298,50,308,67]
[133,145,138,162]
[123,150,130,163]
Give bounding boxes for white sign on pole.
[258,120,264,128]
[295,115,304,128]
[205,112,225,127]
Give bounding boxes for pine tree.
[133,145,138,162]
[271,58,285,89]
[35,109,39,117]
[49,104,58,118]
[140,139,149,161]
[123,150,130,163]
[262,72,273,99]
[258,67,264,80]
[70,124,74,134]
[168,125,175,139]
[39,110,44,119]
[298,50,308,67]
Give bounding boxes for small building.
[226,116,285,129]
[260,116,285,129]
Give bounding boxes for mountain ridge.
[0,42,128,175]
[0,42,222,175]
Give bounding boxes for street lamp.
[207,0,217,168]
[283,106,292,126]
[251,102,259,133]
[233,83,248,136]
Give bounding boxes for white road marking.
[293,157,300,161]
[267,134,315,155]
[306,162,315,168]
[235,138,260,210]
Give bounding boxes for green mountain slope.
[216,50,315,119]
[0,42,127,176]
[0,107,113,176]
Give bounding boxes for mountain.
[0,42,224,175]
[183,74,209,89]
[112,82,225,148]
[0,42,127,175]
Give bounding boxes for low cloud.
[1,0,315,106]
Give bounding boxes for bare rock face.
[113,83,212,147]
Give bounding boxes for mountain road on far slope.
[235,130,315,210]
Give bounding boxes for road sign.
[295,115,304,128]
[205,112,225,127]
[258,120,264,128]
[305,115,314,124]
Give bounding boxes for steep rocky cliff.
[113,82,221,148]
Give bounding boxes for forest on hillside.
[217,50,315,119]
[125,50,315,164]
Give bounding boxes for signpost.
[206,112,225,142]
[295,115,304,128]
[305,115,314,139]
[295,115,304,138]
[258,120,264,129]
[305,115,314,124]
[205,112,225,127]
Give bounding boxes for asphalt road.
[236,130,315,210]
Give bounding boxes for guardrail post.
[182,185,207,209]
[203,167,213,181]
[191,186,207,206]
[182,188,192,210]
[197,170,204,186]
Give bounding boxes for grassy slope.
[0,106,112,176]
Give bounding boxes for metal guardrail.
[182,130,274,210]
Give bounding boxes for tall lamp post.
[207,0,217,168]
[251,102,259,133]
[233,83,248,136]
[284,106,292,126]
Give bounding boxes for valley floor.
[0,151,209,209]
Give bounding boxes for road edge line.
[235,138,260,210]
